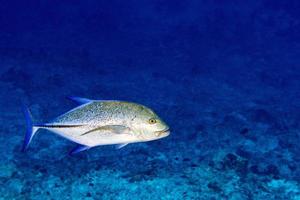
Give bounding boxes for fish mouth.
[155,128,170,137]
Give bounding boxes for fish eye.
[148,118,157,124]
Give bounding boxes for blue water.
[0,1,300,199]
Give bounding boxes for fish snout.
[154,128,170,138]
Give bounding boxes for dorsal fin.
[67,96,93,105]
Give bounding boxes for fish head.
[131,105,170,141]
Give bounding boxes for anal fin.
[116,143,129,149]
[69,144,90,155]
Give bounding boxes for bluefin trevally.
[22,97,170,155]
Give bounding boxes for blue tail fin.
[22,105,39,152]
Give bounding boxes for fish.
[22,97,170,155]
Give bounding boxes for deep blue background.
[0,0,299,199]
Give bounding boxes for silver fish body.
[22,98,170,154]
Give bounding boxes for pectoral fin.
[80,125,130,136]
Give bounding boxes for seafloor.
[0,1,300,199]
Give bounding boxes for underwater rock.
[122,167,157,183]
[7,178,23,194]
[127,174,148,183]
[251,109,273,123]
[267,179,300,198]
[207,181,222,193]
[86,192,92,197]
[239,127,249,135]
[235,147,252,159]
[265,164,279,177]
[221,153,249,175]
[249,165,260,174]
[89,182,94,187]
[121,158,166,183]
[248,108,282,130]
[0,163,15,178]
[257,136,279,153]
[250,164,280,178]
[278,138,294,148]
